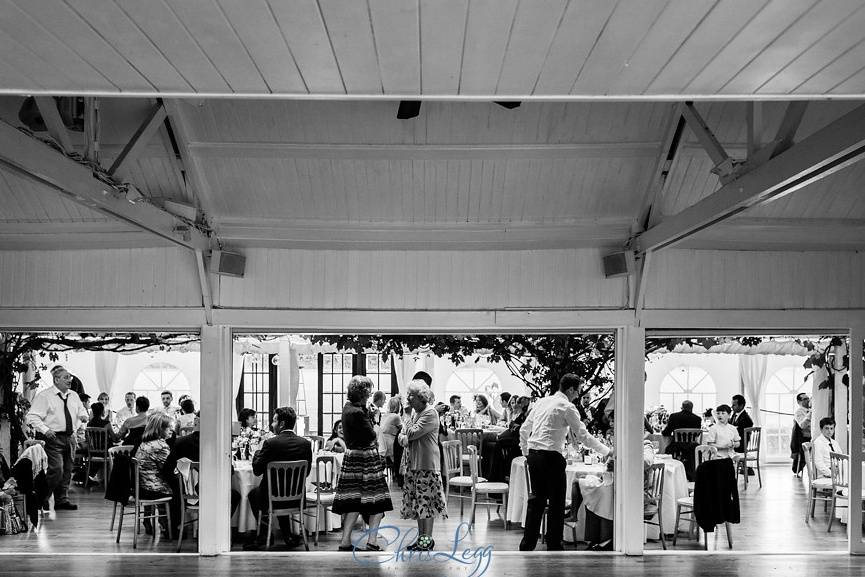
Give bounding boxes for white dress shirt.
[520,391,610,457]
[794,406,811,435]
[704,422,740,459]
[812,434,838,478]
[26,385,89,435]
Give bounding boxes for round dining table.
[231,450,345,533]
[505,454,690,543]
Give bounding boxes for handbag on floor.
[0,501,25,535]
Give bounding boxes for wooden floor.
[0,463,851,554]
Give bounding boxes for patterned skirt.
[332,447,394,516]
[400,470,448,520]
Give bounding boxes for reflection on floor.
[0,463,850,553]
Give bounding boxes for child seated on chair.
[704,405,740,460]
[811,417,837,478]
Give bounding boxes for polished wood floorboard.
[0,463,851,554]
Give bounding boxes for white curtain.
[392,352,435,397]
[810,365,831,442]
[739,355,768,426]
[232,351,244,415]
[94,351,119,395]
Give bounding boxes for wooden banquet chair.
[176,461,200,552]
[443,440,477,518]
[455,428,483,474]
[116,458,173,549]
[672,428,704,445]
[304,454,338,546]
[467,446,509,531]
[107,445,136,532]
[84,426,110,490]
[304,435,325,454]
[644,462,667,550]
[826,452,859,532]
[738,427,762,489]
[801,442,832,523]
[257,460,309,550]
[673,445,734,549]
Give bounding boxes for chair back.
[673,428,703,444]
[801,441,817,483]
[311,455,338,494]
[108,444,135,461]
[266,460,308,507]
[829,452,849,493]
[86,426,110,456]
[177,460,200,503]
[646,462,665,502]
[455,428,483,454]
[441,440,462,478]
[304,435,325,454]
[466,445,481,484]
[743,427,761,455]
[694,444,714,467]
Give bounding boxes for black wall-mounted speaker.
[211,250,246,278]
[603,251,634,278]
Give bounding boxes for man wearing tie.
[730,395,754,453]
[812,417,838,478]
[26,365,89,510]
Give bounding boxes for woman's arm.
[403,408,438,441]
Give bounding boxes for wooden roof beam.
[107,102,167,177]
[634,103,865,255]
[33,97,73,155]
[0,119,210,252]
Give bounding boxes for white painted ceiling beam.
[634,103,865,254]
[0,119,210,251]
[186,141,661,160]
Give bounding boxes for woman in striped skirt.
[332,375,393,551]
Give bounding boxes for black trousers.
[520,450,566,550]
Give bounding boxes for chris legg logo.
[351,522,493,577]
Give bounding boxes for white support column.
[849,326,864,554]
[615,325,645,555]
[199,324,233,555]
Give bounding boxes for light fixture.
[397,101,421,119]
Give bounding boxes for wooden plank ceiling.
[2,0,865,98]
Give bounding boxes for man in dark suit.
[731,395,755,475]
[245,406,312,550]
[662,400,703,481]
[162,413,201,537]
[661,400,702,438]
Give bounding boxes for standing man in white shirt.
[519,373,612,551]
[25,365,89,510]
[811,417,838,478]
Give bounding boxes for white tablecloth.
[506,456,607,541]
[230,451,345,533]
[504,455,689,542]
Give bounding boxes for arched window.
[445,366,501,410]
[133,362,191,406]
[659,365,716,417]
[761,366,812,460]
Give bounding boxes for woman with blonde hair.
[134,412,176,537]
[399,380,448,551]
[332,376,393,551]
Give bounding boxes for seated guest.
[134,412,177,536]
[472,394,501,426]
[176,398,196,433]
[730,395,754,453]
[812,417,838,478]
[435,402,451,443]
[118,396,150,451]
[234,408,266,459]
[704,405,740,460]
[447,395,468,429]
[246,407,312,550]
[116,391,137,427]
[661,400,702,438]
[96,392,115,425]
[575,393,592,423]
[325,419,347,453]
[87,402,119,443]
[500,392,513,423]
[589,397,612,437]
[498,396,530,474]
[642,437,658,520]
[164,413,201,479]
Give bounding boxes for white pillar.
[199,324,233,555]
[848,326,864,554]
[615,325,645,555]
